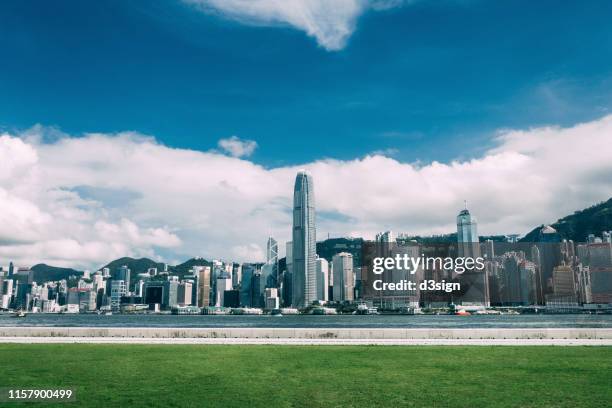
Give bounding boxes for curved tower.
[292,170,316,308]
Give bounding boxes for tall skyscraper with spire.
[457,202,481,258]
[292,170,316,308]
[456,203,489,306]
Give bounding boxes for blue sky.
[2,0,612,167]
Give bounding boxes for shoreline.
[1,327,611,346]
[1,336,611,345]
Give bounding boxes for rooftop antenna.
[464,200,468,210]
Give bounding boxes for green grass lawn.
[0,345,610,407]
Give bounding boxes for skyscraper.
[332,252,354,302]
[292,170,316,308]
[197,266,211,307]
[264,237,279,288]
[456,204,489,306]
[457,204,480,258]
[315,257,329,302]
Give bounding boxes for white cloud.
[1,115,612,269]
[185,0,407,51]
[217,135,258,157]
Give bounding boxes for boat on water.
[355,302,379,315]
[11,310,27,318]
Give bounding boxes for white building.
[332,252,354,302]
[316,257,329,302]
[215,273,232,307]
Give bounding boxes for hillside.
[169,257,211,278]
[521,197,612,242]
[101,257,166,280]
[30,264,83,283]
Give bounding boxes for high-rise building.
[115,265,131,292]
[177,281,193,306]
[197,266,211,307]
[283,241,293,306]
[265,287,279,310]
[332,252,354,302]
[110,280,127,311]
[315,257,329,302]
[456,204,489,306]
[231,263,242,288]
[553,266,575,295]
[292,170,316,308]
[457,204,480,258]
[588,240,612,303]
[215,273,232,307]
[265,237,279,287]
[536,225,562,296]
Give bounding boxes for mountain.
[101,257,166,279]
[521,197,612,242]
[31,264,83,283]
[169,257,211,278]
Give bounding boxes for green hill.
[169,257,211,278]
[521,197,612,242]
[30,264,83,283]
[100,257,166,280]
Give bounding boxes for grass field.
[0,345,610,407]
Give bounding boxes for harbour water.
[1,314,611,328]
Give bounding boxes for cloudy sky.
[1,0,611,269]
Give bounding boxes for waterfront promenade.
[1,327,611,345]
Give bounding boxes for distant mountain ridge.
[31,264,83,283]
[520,197,612,242]
[101,257,166,277]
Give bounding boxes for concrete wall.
[0,327,611,339]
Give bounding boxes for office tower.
[267,237,278,263]
[375,231,395,259]
[482,239,495,259]
[587,239,612,303]
[134,280,145,297]
[177,281,193,306]
[142,280,178,309]
[240,264,263,307]
[110,280,127,311]
[518,260,538,305]
[292,170,316,308]
[332,252,354,302]
[551,265,577,302]
[456,204,489,306]
[283,241,293,306]
[316,257,329,302]
[530,245,544,304]
[265,287,279,309]
[115,265,131,291]
[499,253,522,305]
[232,263,242,288]
[215,273,232,307]
[457,204,480,258]
[197,266,211,307]
[8,262,14,277]
[0,271,4,297]
[536,225,562,295]
[576,264,593,304]
[266,237,279,287]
